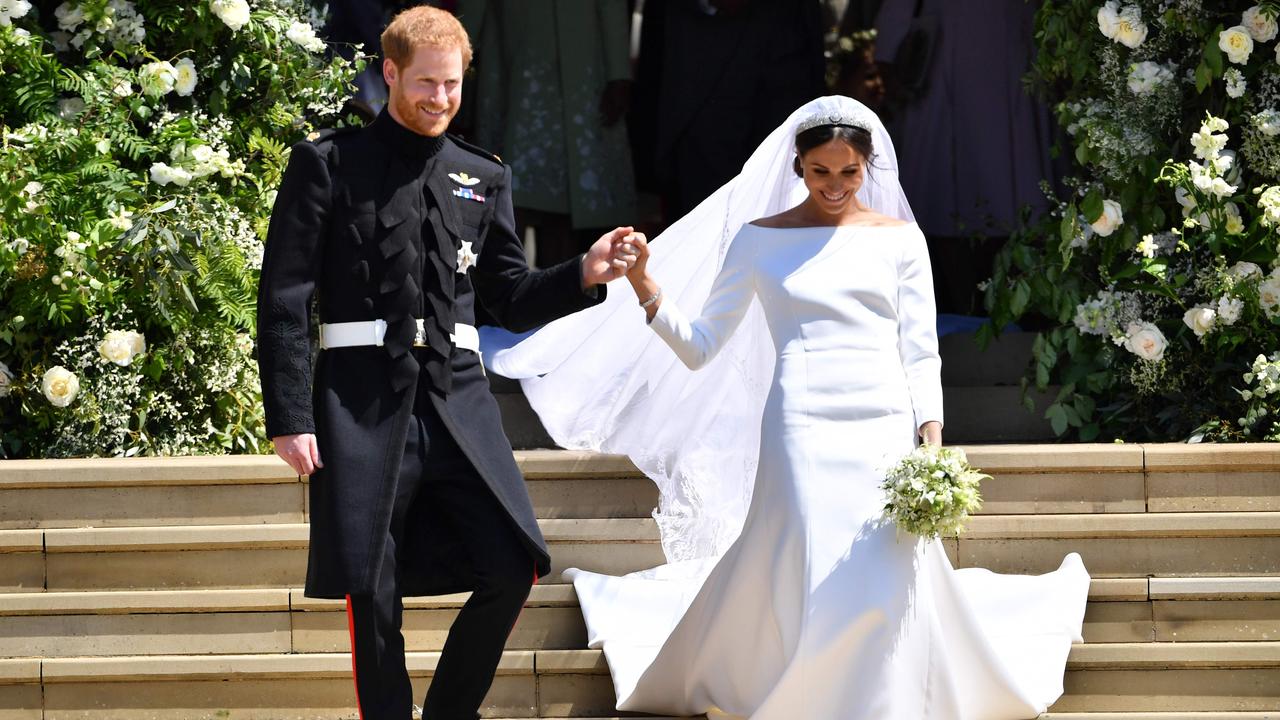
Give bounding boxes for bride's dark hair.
[793,124,875,177]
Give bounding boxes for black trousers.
[345,389,535,720]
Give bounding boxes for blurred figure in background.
[875,0,1052,316]
[459,0,638,268]
[631,0,826,223]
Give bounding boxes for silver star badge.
[448,171,482,186]
[456,240,477,274]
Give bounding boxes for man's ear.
[382,57,398,89]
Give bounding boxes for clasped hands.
[581,226,649,286]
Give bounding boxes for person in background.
[459,0,638,268]
[632,0,826,223]
[875,0,1053,316]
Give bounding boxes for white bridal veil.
[482,96,914,563]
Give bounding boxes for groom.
[256,6,636,719]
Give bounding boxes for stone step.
[2,445,1277,530]
[3,577,1279,658]
[6,511,1280,592]
[2,644,1277,718]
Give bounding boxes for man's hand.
[919,421,943,446]
[582,226,640,287]
[273,433,324,477]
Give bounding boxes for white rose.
[172,57,197,97]
[0,361,13,398]
[54,2,85,31]
[1260,275,1280,318]
[1097,0,1121,39]
[1243,5,1278,42]
[139,61,176,97]
[1220,26,1255,65]
[1182,306,1217,337]
[1217,295,1244,325]
[41,365,80,407]
[1114,6,1148,48]
[189,143,215,165]
[285,20,325,52]
[98,330,136,366]
[1124,321,1168,362]
[1229,261,1263,280]
[209,0,250,32]
[126,330,146,356]
[1090,199,1124,237]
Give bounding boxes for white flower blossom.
[1113,6,1148,48]
[1225,68,1247,99]
[1183,305,1217,337]
[1229,261,1264,280]
[1136,234,1158,258]
[1220,25,1255,65]
[1191,128,1229,161]
[172,57,197,97]
[1255,109,1280,136]
[107,207,134,231]
[1091,199,1124,237]
[41,366,80,407]
[285,20,325,52]
[1127,61,1174,95]
[150,162,193,187]
[0,361,13,397]
[1259,186,1280,226]
[1097,1,1121,39]
[111,77,134,98]
[209,0,250,31]
[1243,5,1278,42]
[139,61,176,97]
[1260,274,1280,318]
[1224,202,1246,234]
[1123,321,1168,361]
[1217,295,1244,325]
[0,0,33,26]
[49,30,71,51]
[54,2,85,31]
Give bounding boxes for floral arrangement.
[983,0,1280,442]
[0,0,364,457]
[880,445,986,540]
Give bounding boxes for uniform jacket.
[257,111,605,599]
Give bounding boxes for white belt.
[319,320,480,353]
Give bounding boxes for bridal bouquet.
[881,445,986,540]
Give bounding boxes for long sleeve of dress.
[897,226,944,430]
[649,228,757,370]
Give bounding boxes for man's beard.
[393,93,453,137]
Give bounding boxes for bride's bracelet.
[639,288,662,309]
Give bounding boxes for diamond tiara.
[795,112,874,135]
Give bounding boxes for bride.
[483,96,1090,719]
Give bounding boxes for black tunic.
[257,111,605,598]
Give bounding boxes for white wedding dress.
[482,96,1091,720]
[563,221,1091,719]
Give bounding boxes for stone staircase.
[1,445,1278,719]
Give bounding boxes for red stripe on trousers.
[345,594,365,720]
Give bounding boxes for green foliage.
[985,0,1280,442]
[0,0,365,457]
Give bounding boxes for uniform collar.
[372,107,446,162]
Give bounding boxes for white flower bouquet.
[881,445,986,540]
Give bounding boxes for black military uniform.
[257,109,605,719]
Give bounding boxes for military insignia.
[452,187,486,203]
[456,240,477,274]
[448,171,482,186]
